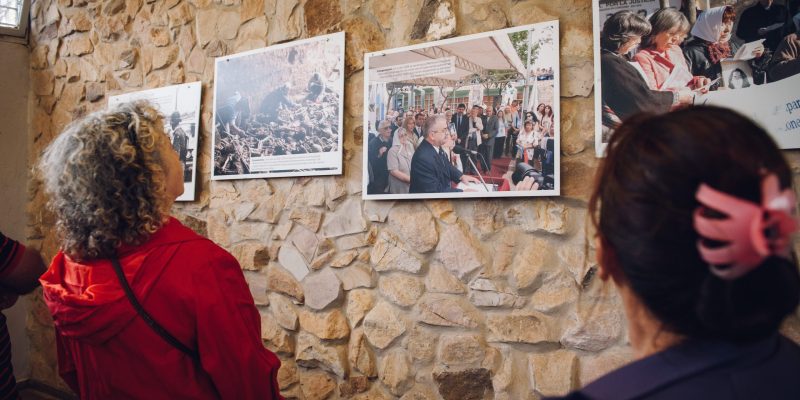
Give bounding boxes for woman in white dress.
[387,120,416,194]
[516,120,537,163]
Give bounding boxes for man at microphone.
[410,114,480,193]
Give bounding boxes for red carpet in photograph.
[462,156,514,190]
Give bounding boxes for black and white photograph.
[594,0,800,155]
[108,81,202,202]
[211,32,344,180]
[721,60,755,87]
[363,21,560,200]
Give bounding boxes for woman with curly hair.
[38,102,283,399]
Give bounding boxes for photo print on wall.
[108,81,202,202]
[594,0,800,156]
[363,20,561,200]
[211,32,345,180]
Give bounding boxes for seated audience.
[600,11,691,125]
[684,6,764,90]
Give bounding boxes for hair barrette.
[693,173,797,280]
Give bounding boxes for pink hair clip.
[694,174,798,280]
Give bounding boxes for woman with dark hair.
[535,103,546,122]
[516,119,540,164]
[549,106,800,399]
[684,6,764,90]
[727,68,752,89]
[600,11,692,126]
[541,105,555,136]
[634,8,710,91]
[38,102,283,399]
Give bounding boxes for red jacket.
[40,218,283,399]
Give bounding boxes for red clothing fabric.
[40,218,283,400]
[634,46,695,90]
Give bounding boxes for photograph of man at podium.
[363,21,560,199]
[409,114,481,193]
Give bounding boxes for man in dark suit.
[482,106,498,173]
[413,113,425,140]
[367,120,393,194]
[450,103,469,175]
[410,114,480,193]
[390,115,402,135]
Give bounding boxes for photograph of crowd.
[108,81,201,201]
[363,22,560,200]
[212,32,344,180]
[594,0,800,155]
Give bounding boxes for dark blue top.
[549,334,800,400]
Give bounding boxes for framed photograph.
[108,81,202,202]
[363,21,560,200]
[594,1,800,155]
[211,32,344,180]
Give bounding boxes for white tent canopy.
[368,33,527,87]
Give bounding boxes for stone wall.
[23,0,800,399]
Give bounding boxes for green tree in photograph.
[508,30,541,68]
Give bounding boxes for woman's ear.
[596,235,622,283]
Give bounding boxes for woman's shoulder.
[175,239,237,266]
[160,224,239,272]
[568,334,800,400]
[666,45,686,61]
[634,48,657,62]
[682,39,707,54]
[601,50,623,63]
[543,393,590,400]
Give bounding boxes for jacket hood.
[39,218,203,344]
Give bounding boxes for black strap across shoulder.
[110,256,200,363]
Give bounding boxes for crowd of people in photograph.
[214,73,340,176]
[601,1,800,132]
[366,99,555,195]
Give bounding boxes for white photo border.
[592,0,606,158]
[211,31,345,180]
[362,21,561,200]
[108,81,203,202]
[593,1,800,155]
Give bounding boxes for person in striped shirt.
[0,232,45,399]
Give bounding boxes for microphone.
[452,145,478,155]
[451,146,489,192]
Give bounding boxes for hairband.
[694,174,797,280]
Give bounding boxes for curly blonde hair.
[39,101,172,260]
